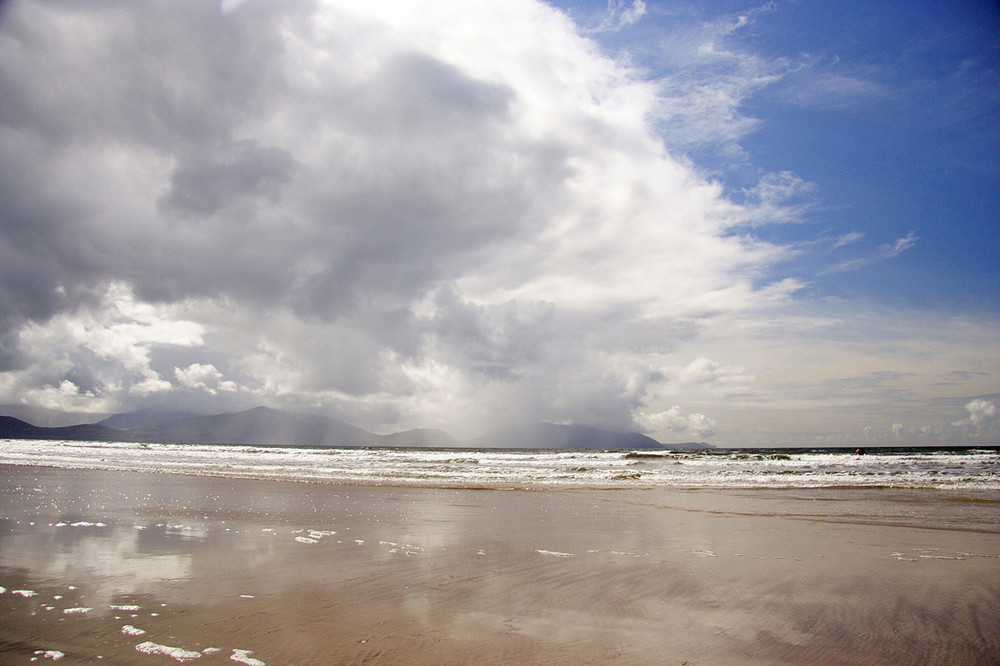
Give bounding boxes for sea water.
[1,439,997,490]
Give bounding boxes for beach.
[1,464,998,665]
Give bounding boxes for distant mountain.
[666,440,713,450]
[0,407,712,450]
[98,410,200,431]
[123,406,381,447]
[381,428,458,448]
[0,416,127,442]
[470,422,667,450]
[0,404,111,428]
[0,408,381,448]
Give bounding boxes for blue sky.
[556,0,1000,311]
[0,0,997,445]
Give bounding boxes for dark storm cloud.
[0,0,298,327]
[0,0,559,331]
[161,140,297,217]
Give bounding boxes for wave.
[1,439,997,491]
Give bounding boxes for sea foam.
[230,649,265,665]
[136,641,202,661]
[1,439,996,490]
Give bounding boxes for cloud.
[20,380,118,414]
[642,4,784,163]
[782,70,889,110]
[0,0,807,433]
[825,231,918,273]
[638,406,717,439]
[0,1,993,445]
[954,399,997,427]
[739,171,815,225]
[175,363,238,395]
[852,398,1000,446]
[591,0,647,33]
[885,231,919,257]
[0,283,205,408]
[831,231,865,249]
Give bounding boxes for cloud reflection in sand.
[0,524,192,611]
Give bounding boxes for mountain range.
[0,405,711,450]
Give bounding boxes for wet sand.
[1,465,998,665]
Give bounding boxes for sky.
[0,0,997,446]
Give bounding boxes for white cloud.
[954,399,996,427]
[832,231,865,249]
[7,284,204,411]
[825,231,918,273]
[175,363,238,395]
[885,231,919,258]
[641,2,783,161]
[783,71,889,110]
[591,0,647,33]
[739,171,815,225]
[21,380,117,414]
[638,406,717,440]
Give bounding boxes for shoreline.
[2,465,998,664]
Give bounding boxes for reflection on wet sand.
[1,524,192,608]
[1,465,998,664]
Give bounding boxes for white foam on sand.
[32,650,64,661]
[63,607,92,614]
[535,550,574,557]
[379,541,424,556]
[13,589,37,597]
[136,641,202,661]
[294,529,336,545]
[230,649,266,665]
[686,549,718,557]
[122,625,146,636]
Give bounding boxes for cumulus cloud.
[175,363,238,395]
[638,406,717,439]
[0,283,206,409]
[0,0,811,435]
[954,399,997,428]
[20,380,118,414]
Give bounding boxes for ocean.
[1,439,997,491]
